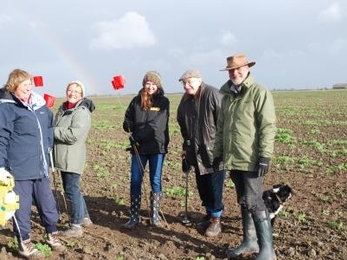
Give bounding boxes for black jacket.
[177,83,222,174]
[123,90,170,154]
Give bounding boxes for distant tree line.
[332,83,347,89]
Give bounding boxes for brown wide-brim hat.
[220,54,256,71]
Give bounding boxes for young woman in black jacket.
[122,71,170,229]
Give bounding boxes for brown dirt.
[1,91,347,260]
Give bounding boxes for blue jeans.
[14,178,59,241]
[130,153,165,196]
[61,171,90,225]
[230,170,266,213]
[194,168,226,218]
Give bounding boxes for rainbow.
[23,12,100,96]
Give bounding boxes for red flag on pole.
[112,75,125,90]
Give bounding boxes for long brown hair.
[140,88,153,110]
[140,71,163,110]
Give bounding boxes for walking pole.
[181,157,190,225]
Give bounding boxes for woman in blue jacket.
[122,71,170,229]
[0,69,65,258]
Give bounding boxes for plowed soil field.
[1,89,346,260]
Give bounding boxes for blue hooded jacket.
[0,90,53,180]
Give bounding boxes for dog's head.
[272,184,292,203]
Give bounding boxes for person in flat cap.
[177,69,225,237]
[213,54,277,259]
[122,71,170,229]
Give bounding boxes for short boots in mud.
[205,217,222,237]
[122,194,141,229]
[226,207,259,258]
[150,191,162,226]
[252,210,277,260]
[19,239,45,259]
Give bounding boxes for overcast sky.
[0,1,346,97]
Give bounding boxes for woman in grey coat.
[53,80,95,237]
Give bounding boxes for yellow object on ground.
[0,178,19,226]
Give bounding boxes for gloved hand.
[182,157,190,173]
[257,157,271,177]
[212,157,223,171]
[0,167,14,185]
[129,135,139,147]
[125,146,133,153]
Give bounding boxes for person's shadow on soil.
[54,194,247,259]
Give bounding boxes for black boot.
[226,207,259,258]
[253,211,277,260]
[122,194,141,229]
[150,192,162,226]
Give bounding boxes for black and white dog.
[263,184,292,227]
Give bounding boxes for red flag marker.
[43,93,56,108]
[112,75,126,90]
[33,76,44,87]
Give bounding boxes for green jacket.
[53,98,94,174]
[213,73,276,171]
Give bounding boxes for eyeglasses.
[67,89,82,95]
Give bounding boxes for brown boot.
[61,225,83,237]
[46,232,66,252]
[18,239,45,259]
[205,217,221,237]
[82,217,93,227]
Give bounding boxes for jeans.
[61,171,90,225]
[14,178,59,241]
[194,167,226,218]
[130,153,165,196]
[230,170,266,213]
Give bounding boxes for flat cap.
[179,69,202,82]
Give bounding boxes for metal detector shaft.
[12,215,23,242]
[182,170,190,224]
[49,150,61,215]
[49,150,68,216]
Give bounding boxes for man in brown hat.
[177,69,225,237]
[213,54,277,259]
